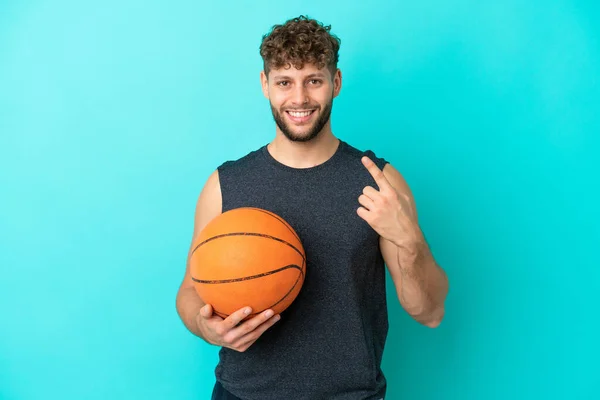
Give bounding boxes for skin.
[175,61,449,353]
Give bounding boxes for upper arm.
[179,169,223,290]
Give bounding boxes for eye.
[277,81,289,87]
[309,79,322,85]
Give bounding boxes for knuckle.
[255,319,268,330]
[262,319,277,331]
[227,318,241,330]
[254,325,267,335]
[223,333,235,344]
[241,322,254,335]
[214,325,225,336]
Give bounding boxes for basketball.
[189,207,306,319]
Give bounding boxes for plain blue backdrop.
[1,1,598,399]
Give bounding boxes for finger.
[361,156,390,190]
[363,185,380,199]
[222,306,253,330]
[199,303,213,319]
[357,206,370,222]
[223,309,275,346]
[358,194,375,210]
[235,314,281,351]
[229,309,275,337]
[236,314,281,349]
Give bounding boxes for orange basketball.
[189,207,306,319]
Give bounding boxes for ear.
[260,70,269,99]
[333,68,342,98]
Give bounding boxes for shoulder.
[217,145,265,172]
[340,140,389,170]
[342,140,413,199]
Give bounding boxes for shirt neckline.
[261,139,345,172]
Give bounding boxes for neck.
[268,129,340,169]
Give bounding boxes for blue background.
[1,1,598,399]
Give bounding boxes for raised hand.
[357,156,422,251]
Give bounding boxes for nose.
[291,85,309,106]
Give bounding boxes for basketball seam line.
[191,264,302,284]
[209,266,305,318]
[191,232,306,263]
[245,207,302,244]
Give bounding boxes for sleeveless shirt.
[214,139,390,400]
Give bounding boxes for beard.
[270,97,333,143]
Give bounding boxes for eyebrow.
[272,73,327,80]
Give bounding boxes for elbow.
[424,276,449,329]
[423,317,442,328]
[401,302,446,328]
[420,306,445,328]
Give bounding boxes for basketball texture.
[189,207,306,319]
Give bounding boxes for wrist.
[395,237,427,268]
[394,234,425,257]
[393,222,424,248]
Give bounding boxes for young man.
[176,15,449,400]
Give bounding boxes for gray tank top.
[215,139,389,400]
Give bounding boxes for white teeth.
[288,110,313,117]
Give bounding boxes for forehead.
[269,64,330,80]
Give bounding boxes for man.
[176,15,449,400]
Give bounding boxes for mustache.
[283,106,319,111]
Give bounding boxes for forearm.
[394,242,448,327]
[176,286,207,339]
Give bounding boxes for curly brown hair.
[259,15,341,78]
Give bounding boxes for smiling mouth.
[285,109,316,123]
[287,109,315,116]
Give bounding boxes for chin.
[283,127,321,142]
[273,106,330,143]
